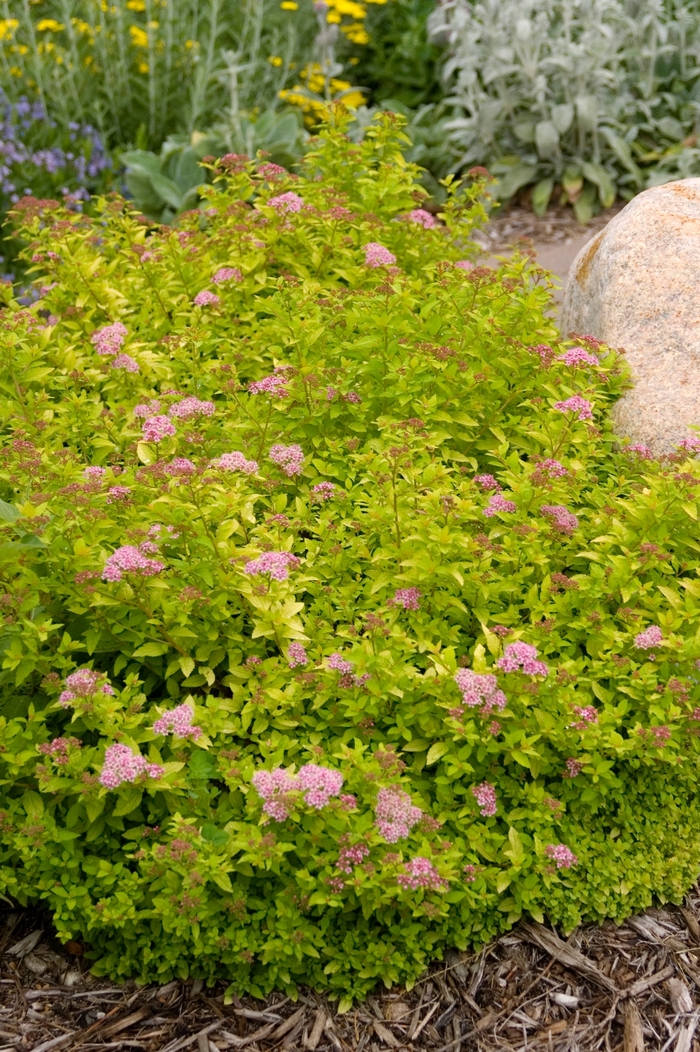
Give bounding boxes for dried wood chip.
[372,1020,400,1047]
[160,1021,223,1052]
[681,907,700,943]
[383,1001,410,1022]
[31,1034,76,1052]
[625,963,676,998]
[305,1008,327,1050]
[552,991,579,1007]
[270,1006,306,1039]
[99,1006,152,1038]
[233,1008,283,1024]
[520,923,618,991]
[675,1012,700,1052]
[623,1001,645,1052]
[667,976,694,1014]
[6,929,43,957]
[220,1022,277,1048]
[409,999,440,1041]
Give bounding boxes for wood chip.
[220,1023,277,1048]
[373,1020,400,1047]
[681,907,700,943]
[521,923,618,991]
[675,1012,700,1052]
[270,1006,305,1039]
[625,963,676,998]
[668,976,694,1014]
[161,1021,223,1052]
[623,1001,645,1052]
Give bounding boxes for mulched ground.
[3,888,700,1052]
[476,202,625,253]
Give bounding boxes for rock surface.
[561,178,700,454]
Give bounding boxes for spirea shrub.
[2,112,700,1005]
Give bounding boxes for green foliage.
[430,0,700,214]
[2,112,700,1002]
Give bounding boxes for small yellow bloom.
[280,2,298,9]
[138,60,149,73]
[342,22,369,44]
[9,66,23,77]
[129,24,148,47]
[126,0,146,9]
[326,0,366,20]
[147,19,159,28]
[36,18,65,31]
[268,55,283,67]
[71,18,94,35]
[326,10,341,22]
[185,39,199,49]
[0,19,19,42]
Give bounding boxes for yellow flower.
[342,22,369,43]
[326,10,341,22]
[280,2,298,9]
[36,18,65,31]
[129,25,148,47]
[126,0,146,9]
[148,19,159,28]
[9,66,23,77]
[0,19,18,41]
[268,55,283,67]
[71,18,94,36]
[326,0,367,19]
[138,60,149,73]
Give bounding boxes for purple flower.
[142,416,176,442]
[153,703,201,739]
[454,669,507,716]
[244,551,300,581]
[83,466,106,480]
[111,354,139,373]
[312,481,336,502]
[134,401,161,418]
[497,642,548,676]
[390,587,421,611]
[634,625,663,650]
[91,322,127,356]
[249,370,290,397]
[167,457,197,477]
[625,443,654,460]
[404,209,437,229]
[545,844,578,869]
[288,642,308,667]
[169,397,215,420]
[375,787,423,843]
[541,504,578,535]
[296,763,344,809]
[398,857,447,891]
[455,260,474,271]
[99,743,163,788]
[252,767,297,821]
[474,474,500,491]
[553,396,593,421]
[59,668,114,707]
[212,266,242,284]
[558,347,599,366]
[193,290,220,307]
[564,758,583,779]
[678,436,700,454]
[472,782,497,817]
[102,545,165,583]
[269,443,304,477]
[337,843,370,873]
[483,494,516,517]
[215,451,258,474]
[364,242,396,268]
[106,485,131,503]
[268,191,304,213]
[327,652,354,675]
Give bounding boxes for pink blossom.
[215,451,258,474]
[405,209,437,229]
[59,668,114,707]
[534,459,568,479]
[326,386,338,401]
[252,767,297,820]
[678,436,700,454]
[153,703,201,739]
[193,290,220,307]
[134,401,161,418]
[269,443,304,477]
[327,652,370,688]
[327,652,354,674]
[288,642,308,668]
[472,782,497,817]
[463,864,477,881]
[364,242,396,268]
[91,322,127,356]
[344,391,362,404]
[570,705,598,730]
[454,668,507,716]
[249,370,290,397]
[167,457,197,477]
[390,587,421,611]
[497,642,548,676]
[83,466,106,480]
[212,267,242,284]
[244,551,300,581]
[625,443,654,460]
[169,397,215,420]
[258,162,286,178]
[563,758,583,778]
[484,494,516,517]
[297,763,344,808]
[375,787,423,843]
[99,743,163,789]
[531,343,554,364]
[541,504,578,535]
[553,396,593,421]
[38,736,81,761]
[339,793,357,810]
[111,354,139,373]
[311,482,336,502]
[558,347,599,367]
[648,725,671,746]
[545,844,578,869]
[398,856,447,892]
[106,485,131,504]
[268,191,304,213]
[102,544,165,583]
[337,843,370,874]
[142,416,176,442]
[634,625,663,650]
[455,260,474,271]
[474,474,500,491]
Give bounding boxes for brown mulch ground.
[475,202,625,253]
[3,889,700,1052]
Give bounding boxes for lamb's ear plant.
[2,109,700,1005]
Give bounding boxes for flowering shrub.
[2,111,700,1006]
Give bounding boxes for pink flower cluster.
[484,494,517,517]
[570,705,598,730]
[454,668,507,716]
[102,544,165,583]
[472,782,497,816]
[405,209,437,229]
[99,743,163,789]
[553,395,593,421]
[106,485,131,504]
[337,842,370,874]
[288,642,308,667]
[111,354,139,373]
[364,242,396,268]
[474,474,500,491]
[625,443,654,460]
[91,322,127,356]
[564,758,583,778]
[169,397,216,420]
[212,267,242,284]
[244,551,300,581]
[535,459,568,479]
[249,370,290,397]
[327,653,370,688]
[134,401,161,418]
[269,191,304,213]
[59,668,115,707]
[216,451,258,474]
[678,436,700,454]
[153,703,202,739]
[142,415,176,442]
[375,787,423,843]
[252,763,344,819]
[167,457,196,477]
[398,857,447,892]
[634,625,663,650]
[541,504,579,535]
[545,844,578,869]
[269,443,305,477]
[311,482,336,501]
[497,642,548,676]
[38,736,81,764]
[390,587,421,611]
[83,466,106,480]
[297,764,344,808]
[193,290,220,307]
[558,347,599,367]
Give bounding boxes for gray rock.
[561,178,700,455]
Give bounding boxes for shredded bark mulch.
[476,202,625,254]
[3,888,700,1051]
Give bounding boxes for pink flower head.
[679,436,700,454]
[558,347,599,367]
[288,642,308,667]
[249,370,290,398]
[193,290,220,307]
[99,743,163,789]
[531,344,554,365]
[390,587,421,611]
[474,474,501,491]
[344,391,362,404]
[454,668,507,716]
[142,415,176,442]
[106,485,131,503]
[497,642,548,676]
[111,354,139,373]
[564,758,583,778]
[535,459,568,479]
[625,443,654,460]
[244,551,300,581]
[59,667,114,707]
[252,767,297,821]
[398,856,447,892]
[215,451,258,474]
[268,191,304,213]
[364,242,396,268]
[102,544,165,583]
[634,625,663,650]
[169,397,215,420]
[269,443,304,477]
[545,843,578,869]
[134,401,161,418]
[375,787,423,842]
[311,481,336,502]
[258,162,286,178]
[212,267,242,284]
[483,494,516,517]
[339,793,357,810]
[296,763,344,809]
[83,466,106,481]
[472,782,497,817]
[541,504,578,535]
[167,457,197,477]
[553,396,593,421]
[91,322,127,356]
[455,260,474,271]
[153,703,201,739]
[337,842,370,873]
[327,652,354,675]
[570,705,598,730]
[405,209,437,229]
